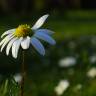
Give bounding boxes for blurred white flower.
[87,67,96,78]
[76,84,82,90]
[91,36,96,45]
[59,57,76,67]
[13,73,22,83]
[74,84,82,91]
[54,80,70,96]
[89,55,96,63]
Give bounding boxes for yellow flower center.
[14,24,32,37]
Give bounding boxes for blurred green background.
[0,0,96,96]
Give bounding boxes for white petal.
[35,29,54,35]
[31,37,45,55]
[0,34,13,46]
[32,14,49,30]
[34,32,56,45]
[0,37,7,46]
[1,34,14,52]
[12,37,23,58]
[6,37,18,55]
[1,29,15,38]
[21,36,30,49]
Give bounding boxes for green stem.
[20,51,25,96]
[3,79,8,95]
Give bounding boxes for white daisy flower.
[0,14,56,58]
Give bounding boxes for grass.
[48,21,96,41]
